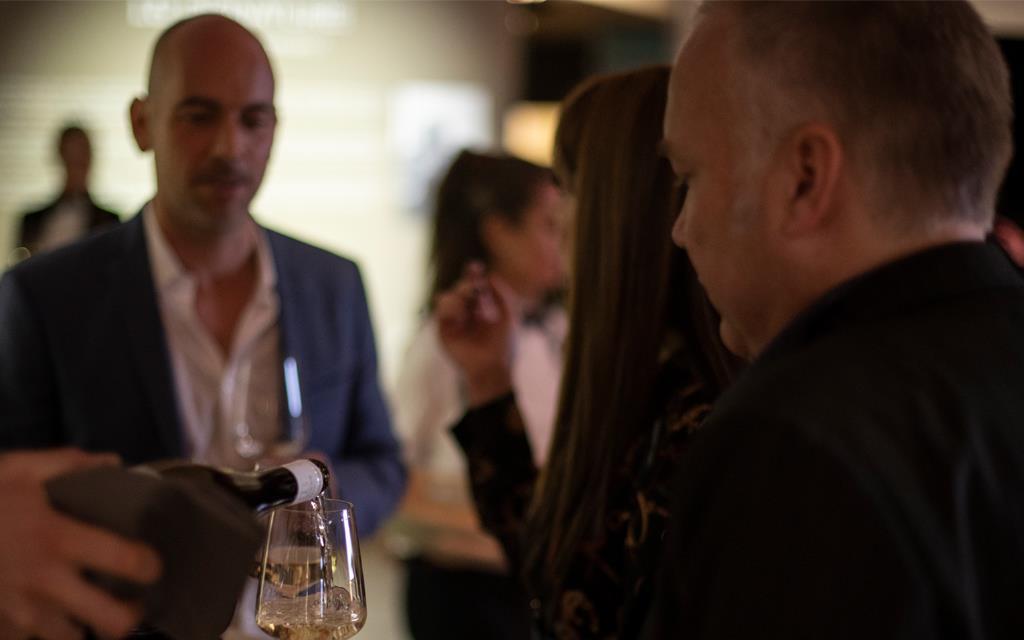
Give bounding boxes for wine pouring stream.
[150,460,363,638]
[255,498,367,639]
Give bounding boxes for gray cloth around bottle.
[46,466,264,639]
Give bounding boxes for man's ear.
[777,123,843,236]
[129,97,152,152]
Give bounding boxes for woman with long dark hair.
[435,66,739,638]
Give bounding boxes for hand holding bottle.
[0,448,162,640]
[434,262,515,407]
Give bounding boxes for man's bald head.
[146,14,274,99]
[130,12,277,237]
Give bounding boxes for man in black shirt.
[652,2,1024,637]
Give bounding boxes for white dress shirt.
[143,206,283,470]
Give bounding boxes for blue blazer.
[0,214,405,534]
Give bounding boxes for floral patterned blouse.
[452,354,715,639]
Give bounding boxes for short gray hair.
[703,1,1013,229]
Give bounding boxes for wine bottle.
[139,459,331,513]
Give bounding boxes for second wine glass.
[233,356,311,467]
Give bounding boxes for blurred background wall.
[1,1,1023,637]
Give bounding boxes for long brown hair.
[427,150,555,308]
[521,66,735,604]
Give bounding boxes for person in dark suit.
[0,214,405,532]
[17,125,120,256]
[650,2,1024,638]
[0,15,404,635]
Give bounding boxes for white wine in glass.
[256,499,366,639]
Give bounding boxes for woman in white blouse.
[392,150,568,640]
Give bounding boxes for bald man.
[0,7,403,578]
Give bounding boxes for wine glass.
[256,499,366,639]
[233,356,311,467]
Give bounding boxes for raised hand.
[434,263,516,406]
